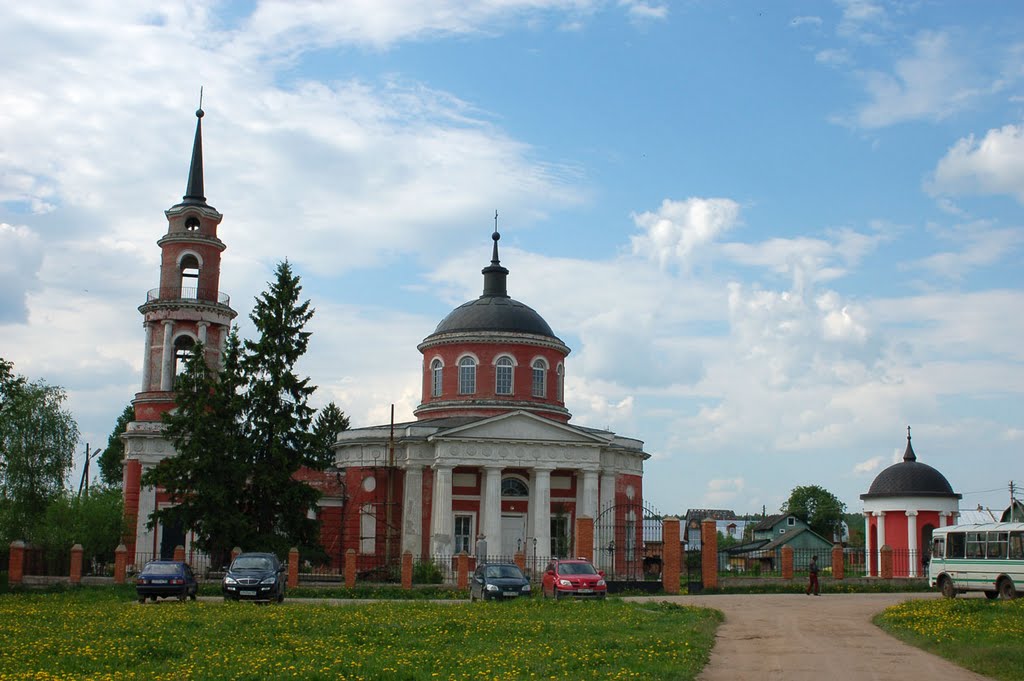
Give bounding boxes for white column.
[482,465,502,558]
[875,511,886,576]
[863,512,871,574]
[906,510,919,577]
[430,465,453,556]
[136,476,157,560]
[599,471,616,515]
[581,470,599,521]
[532,467,552,559]
[401,466,423,556]
[159,320,175,391]
[140,322,153,391]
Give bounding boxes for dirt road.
[628,592,994,681]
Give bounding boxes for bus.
[928,522,1023,600]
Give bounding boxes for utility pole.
[77,443,93,498]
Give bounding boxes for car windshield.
[485,565,524,579]
[558,562,597,575]
[233,556,273,570]
[142,563,182,576]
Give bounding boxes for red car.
[542,558,607,599]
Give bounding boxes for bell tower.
[122,105,237,563]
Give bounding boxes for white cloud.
[906,223,1024,280]
[790,16,822,29]
[0,223,44,323]
[815,48,851,66]
[853,456,883,474]
[630,198,740,268]
[927,123,1024,204]
[703,477,745,506]
[848,32,984,128]
[619,1,668,22]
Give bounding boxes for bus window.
[986,532,1008,559]
[932,537,945,560]
[966,532,986,559]
[1010,532,1024,560]
[948,532,966,559]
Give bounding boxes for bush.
[412,560,443,584]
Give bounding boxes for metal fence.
[717,547,922,578]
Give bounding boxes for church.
[120,109,650,569]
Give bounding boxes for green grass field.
[0,590,721,680]
[874,597,1024,681]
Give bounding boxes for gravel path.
[626,592,994,681]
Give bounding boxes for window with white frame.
[454,515,473,554]
[531,359,547,397]
[495,356,513,395]
[501,477,529,497]
[459,356,476,394]
[431,358,443,397]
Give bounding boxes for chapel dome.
[430,296,555,338]
[860,430,961,500]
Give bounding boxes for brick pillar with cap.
[345,549,356,589]
[401,551,413,590]
[70,544,84,585]
[8,541,25,586]
[287,547,299,589]
[701,518,719,589]
[781,546,794,580]
[662,517,681,595]
[456,553,469,590]
[574,516,594,563]
[832,543,845,580]
[114,544,128,584]
[880,545,894,579]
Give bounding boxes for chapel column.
[482,465,503,558]
[863,512,872,574]
[581,469,599,521]
[599,470,616,515]
[874,511,886,576]
[905,509,921,573]
[430,464,453,556]
[402,466,424,556]
[140,322,153,391]
[159,320,175,390]
[532,467,553,559]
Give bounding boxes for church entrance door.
[501,514,526,558]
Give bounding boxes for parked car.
[222,552,286,603]
[135,560,198,603]
[470,563,532,601]
[541,558,607,599]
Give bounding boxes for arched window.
[501,477,529,497]
[495,356,513,395]
[431,359,443,397]
[173,335,196,376]
[459,356,476,394]
[180,254,200,299]
[531,359,547,398]
[556,363,564,401]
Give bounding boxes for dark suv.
[222,552,287,602]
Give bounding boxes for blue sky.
[1,0,1022,518]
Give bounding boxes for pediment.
[432,411,607,445]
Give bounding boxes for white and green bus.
[928,522,1023,600]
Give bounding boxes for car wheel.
[939,576,956,599]
[998,578,1017,600]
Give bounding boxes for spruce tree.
[98,404,134,486]
[309,401,350,469]
[143,334,249,564]
[240,261,321,555]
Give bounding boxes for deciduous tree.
[781,485,846,541]
[98,404,134,486]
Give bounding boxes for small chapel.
[119,108,650,569]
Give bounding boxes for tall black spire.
[481,210,509,298]
[182,105,207,206]
[903,426,917,462]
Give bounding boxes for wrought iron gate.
[685,548,703,594]
[593,502,664,590]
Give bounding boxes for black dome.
[860,431,960,500]
[429,296,556,338]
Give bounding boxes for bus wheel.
[984,590,998,600]
[940,576,956,599]
[998,578,1017,600]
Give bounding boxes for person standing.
[806,555,820,596]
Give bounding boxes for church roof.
[860,429,961,500]
[424,220,559,341]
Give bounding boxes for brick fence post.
[880,545,893,579]
[8,540,25,586]
[514,551,525,572]
[401,551,413,590]
[701,518,718,590]
[575,516,594,563]
[662,517,681,595]
[173,545,185,562]
[456,552,469,590]
[114,543,127,584]
[344,549,356,589]
[70,544,84,585]
[781,546,794,580]
[831,543,845,580]
[287,547,299,589]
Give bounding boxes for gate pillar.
[832,543,844,580]
[574,515,594,563]
[662,517,681,594]
[700,518,718,590]
[781,546,794,579]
